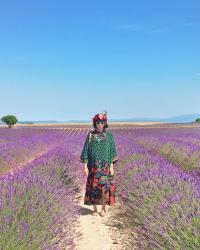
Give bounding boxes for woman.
[80,112,119,216]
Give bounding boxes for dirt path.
[75,186,136,250]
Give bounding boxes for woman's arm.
[110,132,119,164]
[110,162,114,176]
[80,132,91,176]
[84,163,88,177]
[80,133,90,163]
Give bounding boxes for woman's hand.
[84,169,89,177]
[110,163,114,176]
[84,163,89,177]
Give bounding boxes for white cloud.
[117,22,169,34]
[177,21,200,27]
[147,28,169,34]
[116,20,200,35]
[117,23,146,32]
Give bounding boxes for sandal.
[99,209,107,217]
[92,210,98,216]
[92,205,98,216]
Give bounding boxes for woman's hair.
[93,119,108,130]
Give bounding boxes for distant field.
[15,121,165,126]
[3,121,199,129]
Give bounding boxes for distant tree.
[195,118,200,123]
[1,115,18,128]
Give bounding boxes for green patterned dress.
[80,129,118,205]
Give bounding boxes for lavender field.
[0,125,200,249]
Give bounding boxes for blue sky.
[0,0,200,121]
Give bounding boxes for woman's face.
[96,120,105,131]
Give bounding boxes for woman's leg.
[101,191,107,212]
[99,197,106,217]
[102,201,106,212]
[93,204,97,212]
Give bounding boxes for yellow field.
[11,121,199,129]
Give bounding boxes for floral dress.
[80,129,118,206]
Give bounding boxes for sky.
[0,0,200,121]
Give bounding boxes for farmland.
[0,123,200,249]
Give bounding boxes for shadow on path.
[79,206,94,216]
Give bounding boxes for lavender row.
[131,127,200,174]
[0,127,65,175]
[0,134,85,249]
[109,129,200,249]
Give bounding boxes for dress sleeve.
[80,133,90,163]
[110,132,119,163]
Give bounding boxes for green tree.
[195,118,200,123]
[1,115,18,128]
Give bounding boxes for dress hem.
[84,202,115,206]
